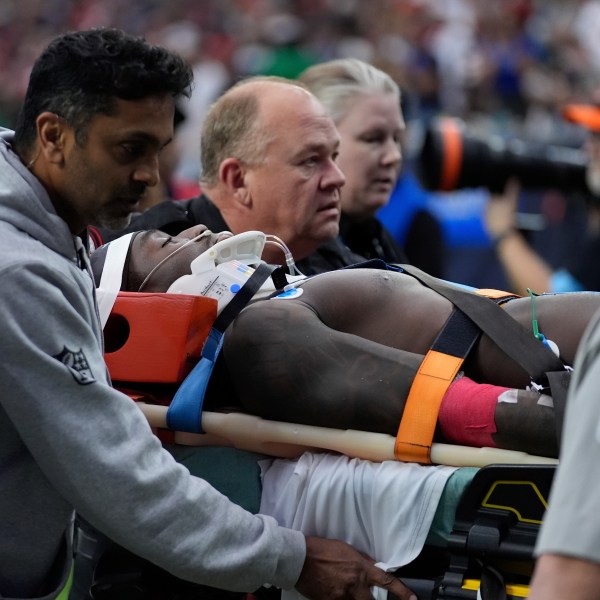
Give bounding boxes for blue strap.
[166,329,225,433]
[167,263,281,433]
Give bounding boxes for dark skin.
[222,269,599,456]
[27,97,174,234]
[116,226,417,599]
[123,227,600,456]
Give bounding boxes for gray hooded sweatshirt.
[0,129,305,598]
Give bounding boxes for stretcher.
[98,291,559,600]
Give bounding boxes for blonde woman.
[299,58,443,272]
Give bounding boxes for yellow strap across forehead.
[96,232,136,329]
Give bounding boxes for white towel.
[260,452,457,600]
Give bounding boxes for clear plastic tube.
[137,229,302,292]
[265,234,303,276]
[137,230,214,292]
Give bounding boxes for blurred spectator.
[152,20,232,182]
[5,0,600,286]
[4,0,600,145]
[467,1,544,117]
[252,13,317,79]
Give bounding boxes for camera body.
[417,117,590,195]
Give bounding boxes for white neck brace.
[96,232,136,328]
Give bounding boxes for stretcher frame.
[104,291,558,599]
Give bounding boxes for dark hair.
[13,28,193,154]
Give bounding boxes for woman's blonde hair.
[298,58,400,125]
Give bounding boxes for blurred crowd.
[4,0,600,157]
[3,0,600,289]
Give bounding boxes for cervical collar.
[91,232,138,328]
[167,231,305,314]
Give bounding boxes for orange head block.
[104,292,217,384]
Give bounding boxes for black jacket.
[339,212,444,277]
[339,214,408,264]
[93,195,366,276]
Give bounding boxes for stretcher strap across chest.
[394,265,570,464]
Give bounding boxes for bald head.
[245,77,321,114]
[198,75,345,263]
[253,79,336,149]
[200,77,327,187]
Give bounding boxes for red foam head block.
[104,292,217,383]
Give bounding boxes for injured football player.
[90,225,600,458]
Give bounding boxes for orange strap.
[476,288,521,305]
[439,118,463,191]
[394,350,465,463]
[393,288,518,463]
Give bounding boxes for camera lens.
[418,117,589,194]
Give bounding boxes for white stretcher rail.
[136,402,558,468]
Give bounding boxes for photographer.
[485,104,600,294]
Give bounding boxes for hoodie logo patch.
[54,346,96,385]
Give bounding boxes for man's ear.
[36,112,69,165]
[219,158,252,207]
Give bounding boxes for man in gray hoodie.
[0,28,413,600]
